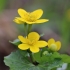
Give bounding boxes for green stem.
[24,23,27,36]
[27,50,34,63]
[27,24,33,62]
[24,23,34,62]
[29,52,34,62]
[27,24,32,35]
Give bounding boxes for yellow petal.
[48,38,55,47]
[28,32,40,41]
[30,9,43,19]
[18,9,28,18]
[18,35,27,43]
[25,19,49,24]
[15,17,25,21]
[36,41,48,48]
[18,44,29,50]
[36,19,49,23]
[13,19,21,24]
[30,46,39,53]
[14,17,25,24]
[56,41,61,50]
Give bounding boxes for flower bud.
[49,44,57,51]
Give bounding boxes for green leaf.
[4,50,64,70]
[9,39,21,46]
[33,51,50,63]
[33,51,60,64]
[61,54,70,63]
[33,52,42,63]
[52,52,70,63]
[38,58,63,70]
[4,50,46,70]
[46,58,63,70]
[34,52,63,70]
[52,52,61,58]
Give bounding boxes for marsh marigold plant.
[4,8,70,70]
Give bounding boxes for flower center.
[27,39,36,46]
[25,13,36,22]
[49,44,57,51]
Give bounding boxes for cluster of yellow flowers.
[14,9,61,53]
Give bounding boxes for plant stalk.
[27,24,32,35]
[24,23,27,36]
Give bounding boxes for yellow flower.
[18,32,48,53]
[48,38,61,51]
[14,9,49,24]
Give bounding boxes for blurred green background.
[0,0,70,70]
